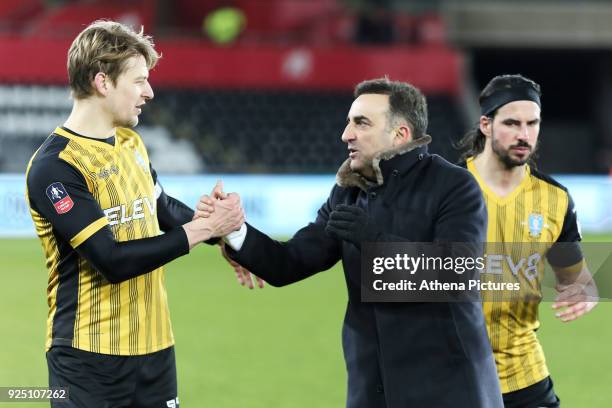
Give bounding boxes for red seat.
[0,0,44,33]
[26,0,156,39]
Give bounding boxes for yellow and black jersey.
[466,157,582,393]
[26,126,193,356]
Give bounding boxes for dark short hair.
[354,77,428,139]
[456,74,541,162]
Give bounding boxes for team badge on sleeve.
[46,182,74,214]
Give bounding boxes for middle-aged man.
[201,78,503,407]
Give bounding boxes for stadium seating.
[138,89,465,173]
[0,85,465,174]
[0,0,43,32]
[0,85,204,173]
[0,1,467,174]
[26,0,155,38]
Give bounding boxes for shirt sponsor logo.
[166,397,179,408]
[480,252,542,281]
[103,197,155,226]
[45,182,74,214]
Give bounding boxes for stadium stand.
[0,0,468,174]
[0,84,463,174]
[140,89,465,173]
[0,85,204,173]
[0,0,43,32]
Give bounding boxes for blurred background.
[1,0,611,236]
[1,0,612,174]
[0,1,610,407]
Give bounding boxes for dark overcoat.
[229,137,503,407]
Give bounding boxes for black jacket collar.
[335,135,432,191]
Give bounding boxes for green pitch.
[1,236,610,407]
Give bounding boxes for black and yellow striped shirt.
[26,127,181,356]
[467,157,582,393]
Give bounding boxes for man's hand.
[552,266,598,322]
[191,181,264,289]
[325,204,380,248]
[207,193,244,236]
[183,192,244,249]
[219,241,265,289]
[552,282,598,322]
[193,180,226,219]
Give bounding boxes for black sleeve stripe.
[530,168,569,193]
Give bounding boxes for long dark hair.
[456,74,541,163]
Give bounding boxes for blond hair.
[67,20,160,99]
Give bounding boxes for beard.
[491,134,537,169]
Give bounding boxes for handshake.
[182,181,244,249]
[182,181,265,289]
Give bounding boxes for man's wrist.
[183,221,213,250]
[224,223,247,251]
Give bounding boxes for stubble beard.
[491,133,536,170]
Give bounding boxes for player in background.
[26,20,244,407]
[457,74,598,407]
